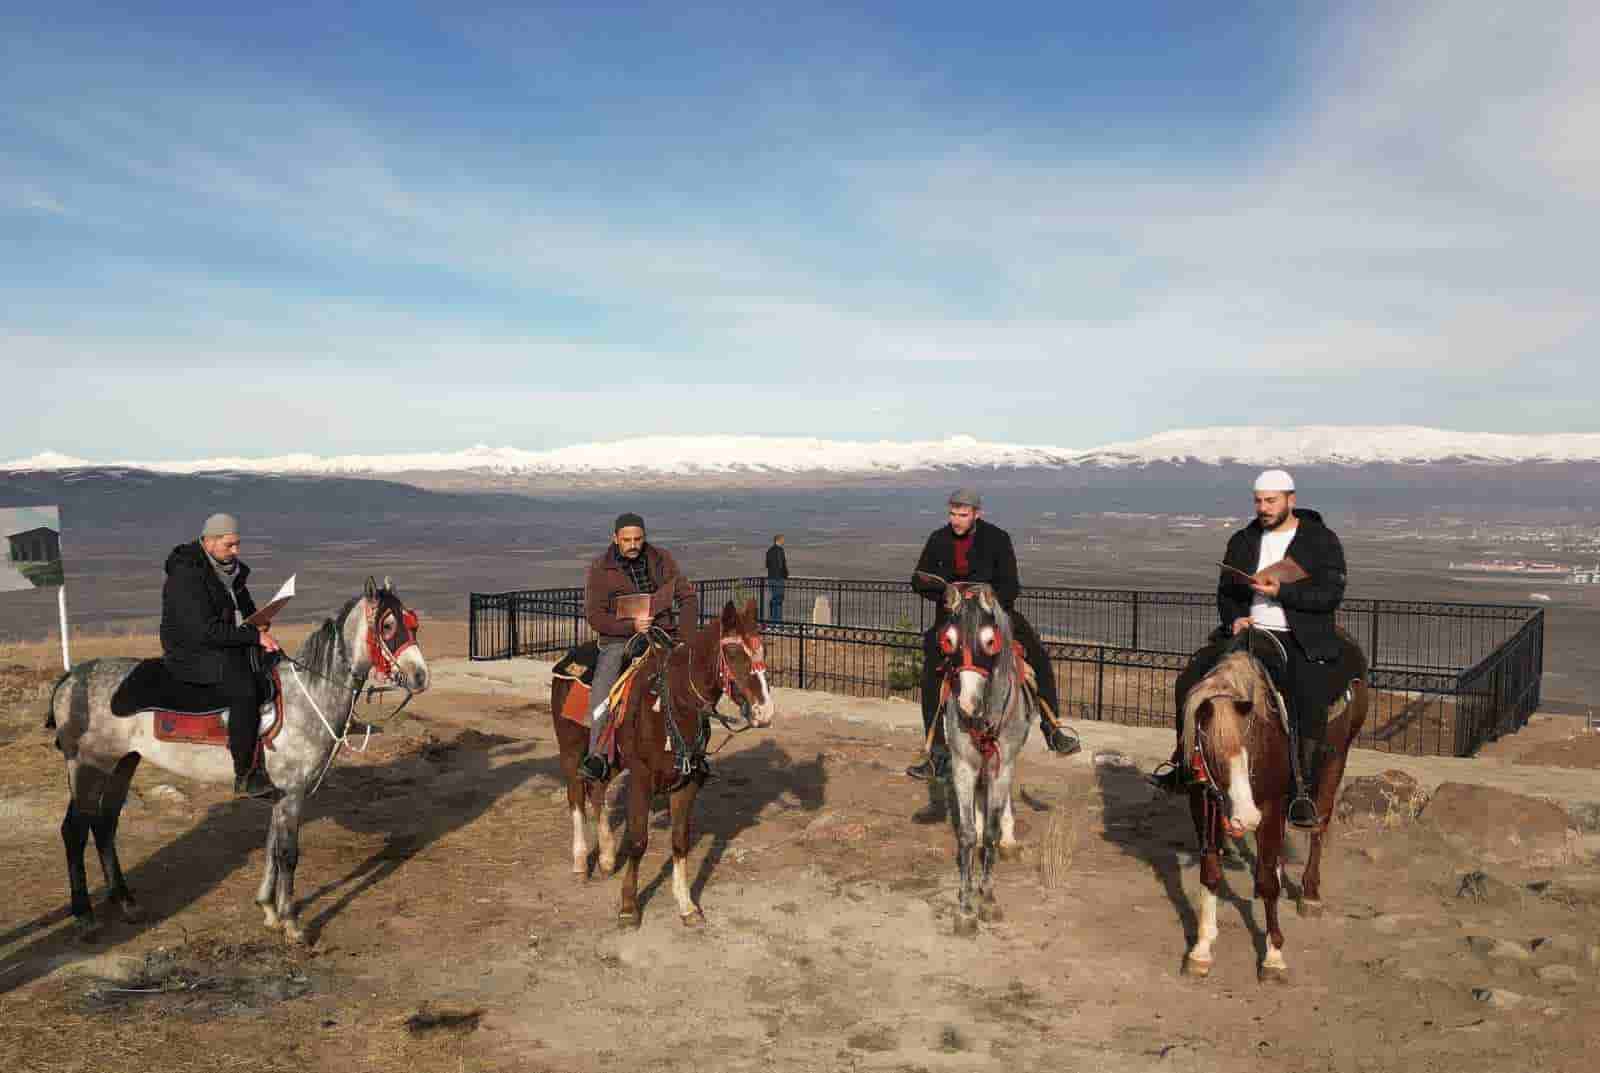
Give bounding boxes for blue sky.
[2,2,1595,460]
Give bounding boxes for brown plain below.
[0,625,1597,1072]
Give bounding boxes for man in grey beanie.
[159,513,282,797]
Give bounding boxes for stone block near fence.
[812,596,832,626]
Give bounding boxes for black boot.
[1148,745,1189,794]
[233,767,279,799]
[906,744,950,782]
[1041,720,1081,756]
[579,752,611,782]
[1287,738,1324,830]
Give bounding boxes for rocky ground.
[1,630,1597,1072]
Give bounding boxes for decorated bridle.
[363,578,421,685]
[938,607,1004,681]
[685,624,767,725]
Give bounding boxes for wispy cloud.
[1,2,1595,460]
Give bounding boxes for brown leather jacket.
[583,543,699,640]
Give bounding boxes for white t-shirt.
[1249,526,1297,631]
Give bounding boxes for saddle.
[110,658,286,750]
[552,642,656,733]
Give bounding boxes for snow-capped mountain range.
[6,426,1600,478]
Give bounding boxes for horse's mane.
[1181,651,1267,761]
[951,585,1025,722]
[294,596,363,679]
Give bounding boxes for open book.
[244,574,295,627]
[1217,557,1309,587]
[613,593,652,620]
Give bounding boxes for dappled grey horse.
[45,579,428,943]
[932,580,1034,936]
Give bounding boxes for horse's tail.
[44,668,72,730]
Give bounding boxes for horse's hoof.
[1182,956,1212,979]
[977,901,1005,923]
[1258,963,1289,985]
[618,909,641,931]
[73,916,103,945]
[681,909,706,928]
[1297,898,1325,919]
[997,842,1024,863]
[953,913,979,938]
[113,898,145,924]
[262,906,281,930]
[599,858,618,877]
[282,920,309,946]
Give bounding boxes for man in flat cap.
[907,488,1080,780]
[579,512,699,781]
[160,513,281,797]
[1153,469,1350,828]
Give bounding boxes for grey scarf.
[208,552,243,625]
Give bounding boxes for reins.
[276,594,422,796]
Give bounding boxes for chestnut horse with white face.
[551,599,773,928]
[1178,632,1368,981]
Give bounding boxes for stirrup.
[1287,793,1321,830]
[1042,723,1081,756]
[579,753,611,782]
[1147,761,1189,794]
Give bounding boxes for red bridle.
[939,619,1003,680]
[365,598,421,683]
[717,633,766,703]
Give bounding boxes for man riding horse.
[1152,469,1353,828]
[579,512,699,782]
[160,513,282,798]
[907,488,1080,780]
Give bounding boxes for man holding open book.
[160,513,283,797]
[579,512,699,781]
[1153,470,1349,827]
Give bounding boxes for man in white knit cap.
[1152,469,1350,828]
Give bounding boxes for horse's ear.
[364,576,377,599]
[382,575,392,593]
[721,601,740,632]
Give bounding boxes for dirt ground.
[3,627,1599,1073]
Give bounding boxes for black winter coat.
[1218,509,1347,661]
[912,519,1021,610]
[765,544,789,580]
[160,542,261,684]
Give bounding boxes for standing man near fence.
[765,534,789,622]
[907,488,1080,780]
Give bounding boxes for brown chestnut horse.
[1177,630,1368,981]
[551,599,773,928]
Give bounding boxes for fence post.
[1094,645,1106,721]
[508,597,519,659]
[798,623,807,690]
[1130,591,1141,650]
[1368,602,1381,671]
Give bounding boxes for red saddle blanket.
[152,668,287,750]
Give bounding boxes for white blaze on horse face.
[396,645,429,692]
[1226,751,1262,833]
[956,669,986,717]
[742,640,774,727]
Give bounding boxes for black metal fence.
[469,576,1544,757]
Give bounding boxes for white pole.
[58,584,71,671]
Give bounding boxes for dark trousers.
[1174,629,1343,749]
[920,609,1059,746]
[767,578,785,622]
[176,651,261,777]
